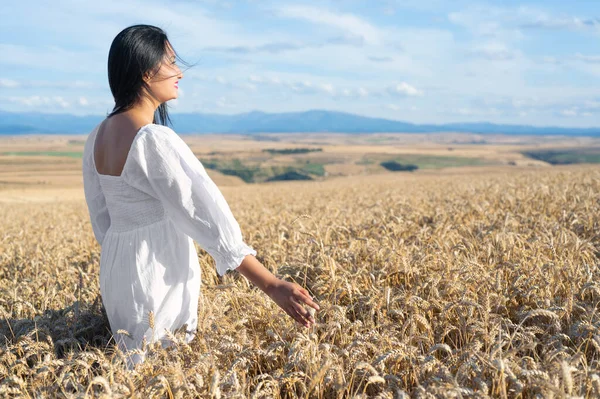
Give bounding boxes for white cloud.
[0,0,280,72]
[215,96,236,109]
[285,80,316,93]
[0,78,102,90]
[4,95,116,113]
[521,14,600,31]
[0,44,102,73]
[187,73,260,92]
[9,95,70,109]
[584,100,600,110]
[241,83,257,91]
[575,53,600,64]
[190,72,421,101]
[388,82,422,97]
[560,108,579,117]
[469,42,516,61]
[449,6,517,37]
[557,105,596,118]
[321,83,335,95]
[539,56,561,65]
[387,104,418,111]
[276,5,383,45]
[0,79,19,88]
[449,5,600,35]
[368,56,394,63]
[384,0,454,12]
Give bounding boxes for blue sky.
[1,0,599,127]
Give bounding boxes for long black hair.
[107,24,189,126]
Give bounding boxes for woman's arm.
[124,125,256,276]
[236,254,320,328]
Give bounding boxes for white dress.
[82,122,256,368]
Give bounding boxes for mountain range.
[0,109,598,136]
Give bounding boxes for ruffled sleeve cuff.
[212,243,257,276]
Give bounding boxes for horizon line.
[0,108,598,130]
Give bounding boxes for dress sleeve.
[82,130,111,246]
[124,125,257,276]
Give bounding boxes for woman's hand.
[266,279,320,328]
[234,255,320,328]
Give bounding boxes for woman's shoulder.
[137,123,188,152]
[143,123,178,139]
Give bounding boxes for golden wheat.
[0,166,599,397]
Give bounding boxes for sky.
[0,0,599,127]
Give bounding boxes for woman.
[82,24,319,368]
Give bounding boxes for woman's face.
[145,43,183,104]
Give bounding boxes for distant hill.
[0,109,598,136]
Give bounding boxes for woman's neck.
[126,97,160,125]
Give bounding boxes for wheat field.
[1,165,600,398]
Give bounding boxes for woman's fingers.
[286,305,311,328]
[302,295,320,311]
[274,283,320,328]
[295,290,320,311]
[291,300,315,325]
